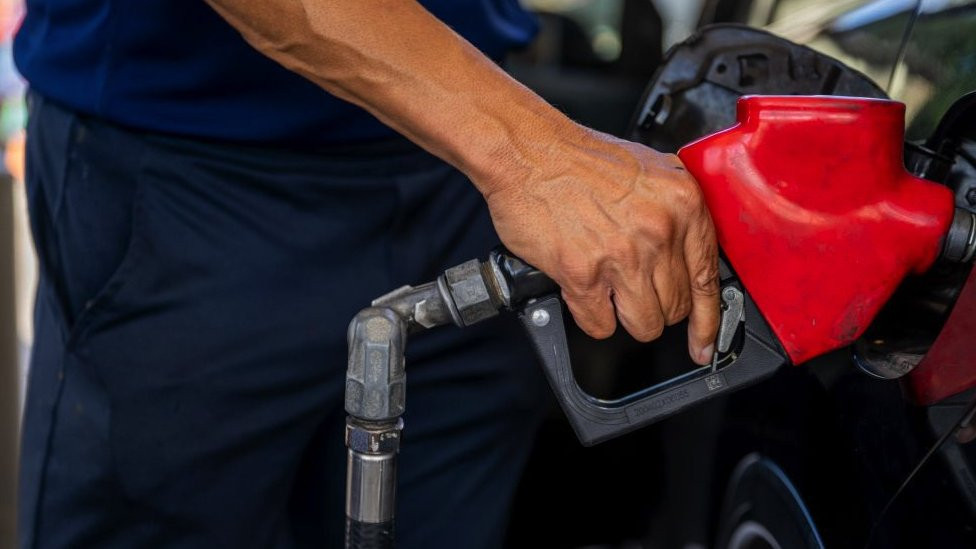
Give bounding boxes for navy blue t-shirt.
[14,1,537,144]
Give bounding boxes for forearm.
[207,0,720,360]
[205,0,579,194]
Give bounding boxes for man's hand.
[482,126,719,364]
[205,0,720,363]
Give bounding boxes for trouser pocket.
[24,94,150,347]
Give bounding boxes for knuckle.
[628,310,665,342]
[658,156,703,205]
[608,239,640,271]
[666,298,692,325]
[641,216,675,246]
[558,255,598,291]
[564,291,616,339]
[637,317,665,342]
[674,180,705,213]
[691,261,720,297]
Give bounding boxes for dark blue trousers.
[18,94,548,548]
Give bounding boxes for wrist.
[457,97,586,198]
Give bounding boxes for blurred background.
[1,0,24,547]
[2,0,975,548]
[510,0,976,138]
